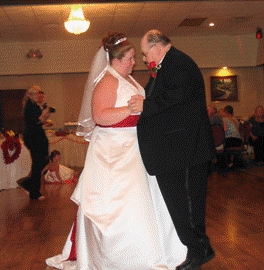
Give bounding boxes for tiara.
[114,37,127,45]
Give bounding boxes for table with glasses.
[0,134,88,190]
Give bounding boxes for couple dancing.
[46,30,215,270]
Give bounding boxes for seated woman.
[42,150,77,184]
[222,105,244,168]
[249,105,264,165]
[207,104,226,172]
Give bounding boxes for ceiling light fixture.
[64,5,90,35]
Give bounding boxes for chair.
[225,131,246,169]
[211,124,226,172]
[211,124,225,153]
[239,121,253,161]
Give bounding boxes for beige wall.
[0,34,262,75]
[203,66,264,119]
[1,66,263,129]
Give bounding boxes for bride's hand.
[128,96,144,113]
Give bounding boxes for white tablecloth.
[48,134,89,167]
[0,134,88,190]
[0,143,31,190]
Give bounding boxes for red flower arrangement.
[1,132,21,164]
[148,61,161,78]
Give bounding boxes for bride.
[46,31,187,270]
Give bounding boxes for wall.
[203,66,264,119]
[0,66,263,129]
[0,34,263,129]
[0,34,261,75]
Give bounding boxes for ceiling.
[1,0,264,43]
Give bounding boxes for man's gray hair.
[146,30,171,47]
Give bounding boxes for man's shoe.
[203,245,215,264]
[176,246,215,270]
[175,257,203,270]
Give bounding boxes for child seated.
[42,150,77,184]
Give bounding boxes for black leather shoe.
[175,246,215,270]
[203,245,215,264]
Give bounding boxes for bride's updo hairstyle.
[102,31,134,64]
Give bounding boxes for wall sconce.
[64,5,90,35]
[27,49,43,59]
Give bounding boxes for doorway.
[0,89,26,134]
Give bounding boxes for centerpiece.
[1,130,22,164]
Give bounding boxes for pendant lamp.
[64,5,90,35]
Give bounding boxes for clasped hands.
[127,94,144,113]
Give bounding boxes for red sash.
[96,115,140,128]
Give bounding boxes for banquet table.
[48,134,89,168]
[0,134,88,190]
[0,141,31,190]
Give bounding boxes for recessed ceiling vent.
[178,18,207,27]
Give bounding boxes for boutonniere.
[148,61,161,78]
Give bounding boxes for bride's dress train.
[46,172,187,269]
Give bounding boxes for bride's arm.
[92,74,132,126]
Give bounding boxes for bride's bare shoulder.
[95,72,118,91]
[101,72,117,83]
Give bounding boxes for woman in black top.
[249,105,264,165]
[20,85,50,200]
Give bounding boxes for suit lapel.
[146,77,156,97]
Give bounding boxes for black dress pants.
[156,162,210,258]
[22,136,49,199]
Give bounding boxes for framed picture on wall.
[210,75,238,101]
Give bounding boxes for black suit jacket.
[137,46,215,175]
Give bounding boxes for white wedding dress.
[46,67,187,270]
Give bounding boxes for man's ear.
[156,43,165,56]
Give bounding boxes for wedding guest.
[207,104,226,172]
[38,91,45,110]
[19,85,50,200]
[41,150,77,184]
[207,104,224,127]
[37,91,53,128]
[222,105,244,168]
[249,105,264,165]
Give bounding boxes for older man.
[207,104,224,127]
[128,30,215,270]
